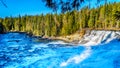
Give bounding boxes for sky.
[0,0,52,18]
[0,0,120,18]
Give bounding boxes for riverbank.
[2,29,120,44]
[48,29,120,45]
[48,30,85,44]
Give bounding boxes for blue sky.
[0,0,52,18]
[0,0,120,18]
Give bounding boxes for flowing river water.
[0,31,120,68]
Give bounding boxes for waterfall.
[60,30,120,67]
[79,30,120,46]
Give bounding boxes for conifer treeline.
[0,2,120,36]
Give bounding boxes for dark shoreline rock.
[0,23,5,34]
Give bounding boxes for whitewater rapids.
[0,30,120,68]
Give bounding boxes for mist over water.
[0,31,120,68]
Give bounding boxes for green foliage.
[114,11,120,21]
[0,2,120,36]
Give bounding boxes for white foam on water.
[60,46,91,67]
[83,41,98,46]
[48,41,67,45]
[60,31,120,67]
[29,43,48,52]
[33,43,48,48]
[105,32,116,44]
[78,31,119,46]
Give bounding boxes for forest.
[0,2,120,37]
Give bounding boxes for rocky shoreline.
[1,29,120,45]
[49,30,120,46]
[41,30,85,44]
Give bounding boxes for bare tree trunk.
[116,21,120,28]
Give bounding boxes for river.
[0,32,120,68]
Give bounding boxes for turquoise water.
[0,32,120,68]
